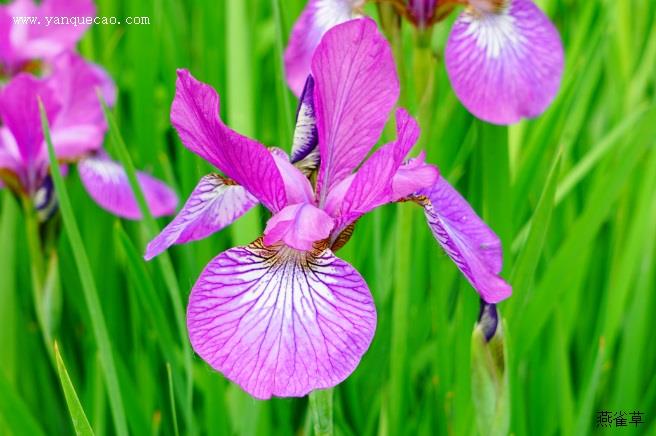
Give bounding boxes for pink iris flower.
[284,0,564,125]
[0,0,177,219]
[146,19,510,399]
[0,0,94,76]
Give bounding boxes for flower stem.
[22,197,55,363]
[309,388,334,436]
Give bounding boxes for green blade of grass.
[508,148,562,317]
[515,126,649,357]
[98,96,194,432]
[113,222,177,359]
[40,100,129,436]
[271,0,294,149]
[0,369,46,436]
[54,342,94,436]
[167,363,181,436]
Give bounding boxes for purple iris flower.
[0,0,95,76]
[0,53,178,219]
[147,19,510,399]
[284,0,564,125]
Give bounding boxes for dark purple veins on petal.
[187,241,377,399]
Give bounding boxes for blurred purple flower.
[0,53,178,219]
[444,0,563,124]
[284,0,563,124]
[284,0,363,96]
[0,0,95,76]
[148,19,510,399]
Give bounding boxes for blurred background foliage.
[1,0,655,435]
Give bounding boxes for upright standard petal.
[46,53,115,159]
[6,0,95,65]
[418,175,511,303]
[187,241,377,399]
[145,174,258,260]
[445,0,564,124]
[324,109,436,233]
[284,0,358,96]
[312,18,399,201]
[78,152,178,220]
[171,69,287,212]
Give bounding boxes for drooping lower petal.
[78,152,178,220]
[445,0,563,124]
[263,203,334,251]
[284,0,357,96]
[171,69,287,212]
[187,241,377,399]
[145,174,258,260]
[418,175,511,303]
[312,18,400,200]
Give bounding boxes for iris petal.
[4,0,95,67]
[419,175,511,303]
[445,0,563,124]
[187,241,376,399]
[78,152,178,220]
[145,174,258,260]
[312,18,399,201]
[284,0,356,96]
[171,69,288,212]
[46,53,115,160]
[290,75,319,168]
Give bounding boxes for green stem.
[22,198,54,363]
[271,0,293,148]
[309,388,334,436]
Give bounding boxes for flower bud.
[471,301,509,436]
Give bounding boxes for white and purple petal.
[145,174,258,260]
[284,0,358,96]
[78,152,178,220]
[171,70,288,212]
[445,0,564,124]
[419,175,511,303]
[312,18,400,200]
[290,75,318,165]
[187,242,376,399]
